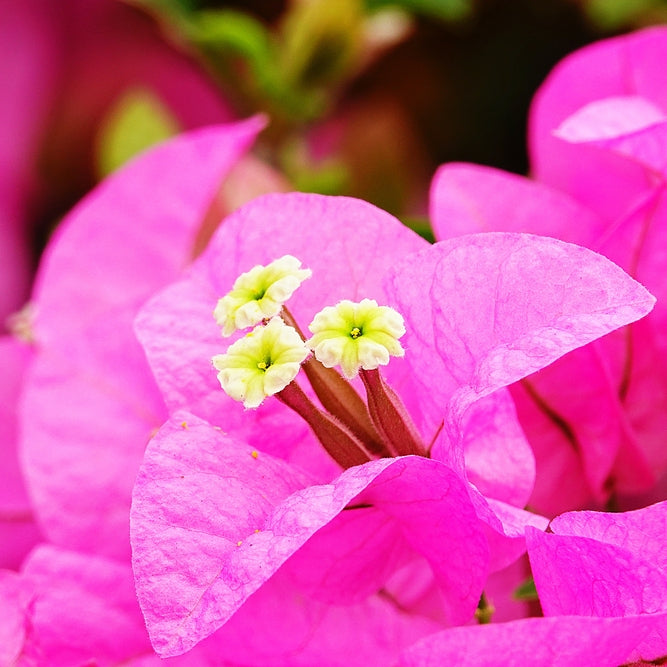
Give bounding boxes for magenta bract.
[19,119,263,560]
[130,190,653,656]
[0,338,41,570]
[430,27,667,513]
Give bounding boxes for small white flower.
[212,318,309,408]
[214,255,312,336]
[307,299,405,379]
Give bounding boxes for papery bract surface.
[430,27,667,511]
[131,192,654,656]
[19,119,264,560]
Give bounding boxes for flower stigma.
[212,317,310,408]
[214,255,312,336]
[307,299,405,379]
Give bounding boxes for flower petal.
[19,544,154,664]
[527,523,667,617]
[385,233,655,444]
[20,121,262,559]
[399,613,667,667]
[0,0,59,320]
[461,389,535,508]
[430,163,606,247]
[550,500,667,572]
[0,570,33,665]
[555,96,667,176]
[529,26,667,221]
[131,412,487,657]
[0,337,41,570]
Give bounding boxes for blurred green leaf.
[280,140,349,195]
[401,216,435,243]
[583,0,666,29]
[364,0,473,22]
[96,87,180,177]
[279,0,365,90]
[292,161,350,195]
[186,9,274,64]
[513,577,539,602]
[121,0,195,22]
[185,9,323,122]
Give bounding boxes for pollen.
[251,450,259,459]
[307,299,405,379]
[213,255,312,336]
[212,317,310,408]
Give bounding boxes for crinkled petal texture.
[134,192,427,478]
[0,570,33,666]
[529,500,667,617]
[554,96,667,176]
[7,545,156,666]
[526,502,667,662]
[552,100,667,494]
[384,232,655,465]
[398,613,667,667]
[459,390,535,508]
[0,338,41,570]
[429,163,608,248]
[549,500,667,566]
[131,412,487,658]
[430,163,666,510]
[529,26,667,221]
[8,543,427,666]
[19,120,263,560]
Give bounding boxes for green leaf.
[583,0,665,29]
[364,0,473,22]
[279,0,365,89]
[513,577,539,602]
[184,10,321,121]
[121,0,195,22]
[186,9,274,64]
[401,216,435,243]
[96,87,180,177]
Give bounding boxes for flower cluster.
[1,25,667,667]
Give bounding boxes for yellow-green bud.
[307,298,405,379]
[213,318,310,408]
[214,255,312,336]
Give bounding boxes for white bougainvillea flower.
[307,298,405,379]
[213,317,309,408]
[213,255,311,336]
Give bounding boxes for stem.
[277,381,373,469]
[281,306,388,456]
[360,368,426,457]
